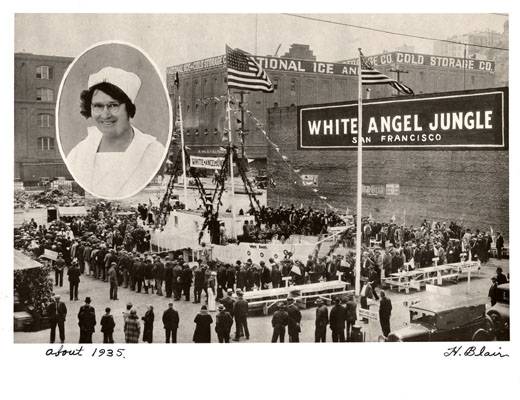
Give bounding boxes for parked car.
[487,283,509,340]
[386,298,495,342]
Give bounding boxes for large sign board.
[167,51,495,80]
[343,51,495,73]
[298,87,507,150]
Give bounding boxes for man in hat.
[54,252,65,287]
[378,290,392,337]
[271,302,289,342]
[108,261,119,300]
[329,297,347,342]
[488,277,499,306]
[162,302,180,343]
[77,297,96,343]
[314,298,329,342]
[47,295,67,344]
[220,288,235,318]
[153,255,165,296]
[286,297,302,343]
[495,232,504,259]
[67,259,81,301]
[215,304,233,343]
[233,290,249,341]
[345,295,358,341]
[496,267,508,285]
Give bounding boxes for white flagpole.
[226,89,236,239]
[355,48,363,297]
[178,95,189,208]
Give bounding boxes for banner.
[190,155,225,170]
[298,87,507,150]
[211,242,316,265]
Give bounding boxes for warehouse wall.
[266,106,509,238]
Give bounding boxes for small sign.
[358,308,378,321]
[190,156,225,170]
[386,183,400,196]
[300,174,318,186]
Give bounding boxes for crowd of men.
[15,199,509,343]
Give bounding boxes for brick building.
[14,53,74,183]
[167,44,497,169]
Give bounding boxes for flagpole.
[226,89,236,239]
[355,48,363,297]
[178,95,189,208]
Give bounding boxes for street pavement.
[14,259,508,344]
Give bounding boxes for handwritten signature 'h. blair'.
[444,346,509,358]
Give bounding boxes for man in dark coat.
[47,295,67,343]
[216,263,228,300]
[108,262,119,300]
[77,297,96,343]
[220,289,235,318]
[143,259,154,294]
[164,258,174,298]
[67,260,80,301]
[286,297,302,343]
[193,262,205,303]
[162,302,180,343]
[172,262,183,300]
[153,256,165,296]
[495,232,504,259]
[226,264,236,291]
[54,253,65,287]
[488,277,499,306]
[496,267,508,285]
[181,264,193,301]
[233,290,249,341]
[271,263,282,288]
[215,304,233,343]
[271,302,289,342]
[345,295,357,341]
[379,290,392,337]
[314,298,329,342]
[133,256,145,293]
[329,298,347,342]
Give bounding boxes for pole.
[355,49,363,297]
[463,44,467,90]
[178,95,189,208]
[226,89,236,239]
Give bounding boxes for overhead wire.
[283,13,509,52]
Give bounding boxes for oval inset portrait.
[56,41,172,199]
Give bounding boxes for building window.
[38,113,53,128]
[273,78,279,90]
[36,88,54,102]
[36,66,53,80]
[290,80,296,96]
[37,137,54,150]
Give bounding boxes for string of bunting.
[230,106,342,212]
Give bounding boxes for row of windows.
[36,66,54,80]
[37,137,55,150]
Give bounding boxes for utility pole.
[389,66,409,96]
[239,92,247,158]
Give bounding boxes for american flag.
[226,46,274,93]
[360,51,414,95]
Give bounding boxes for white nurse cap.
[88,66,141,104]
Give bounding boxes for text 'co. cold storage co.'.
[297,87,508,150]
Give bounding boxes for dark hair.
[105,307,111,313]
[80,82,136,119]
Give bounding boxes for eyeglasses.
[91,102,122,115]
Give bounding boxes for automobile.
[487,283,509,340]
[386,297,495,342]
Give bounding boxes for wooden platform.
[382,261,480,294]
[243,280,353,315]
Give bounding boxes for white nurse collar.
[88,66,141,104]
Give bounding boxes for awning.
[14,249,43,271]
[58,206,87,217]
